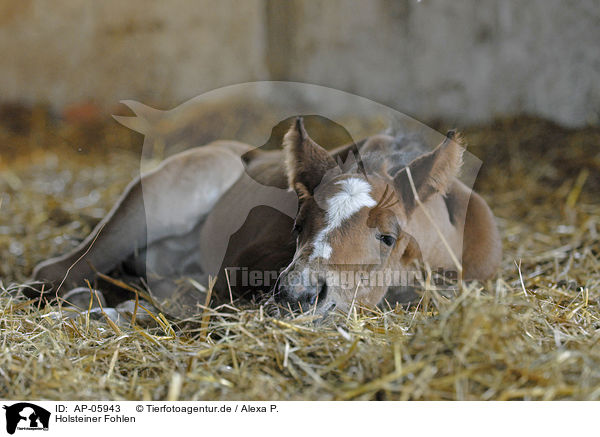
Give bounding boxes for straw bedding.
[1,106,598,400]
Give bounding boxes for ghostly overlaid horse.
[31,84,501,318]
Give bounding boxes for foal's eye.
[377,234,396,247]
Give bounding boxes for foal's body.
[33,121,501,314]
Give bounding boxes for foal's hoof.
[48,306,123,326]
[116,300,160,327]
[62,287,107,310]
[86,307,124,325]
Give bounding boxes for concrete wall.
[0,0,267,110]
[1,0,598,126]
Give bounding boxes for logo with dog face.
[2,403,50,434]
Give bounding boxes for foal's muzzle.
[274,273,328,312]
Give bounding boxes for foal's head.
[275,117,464,314]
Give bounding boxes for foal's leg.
[32,142,250,294]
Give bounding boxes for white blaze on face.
[310,177,377,261]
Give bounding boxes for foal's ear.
[283,117,337,194]
[393,131,464,213]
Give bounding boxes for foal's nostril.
[318,281,327,303]
[276,272,327,311]
[306,281,327,307]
